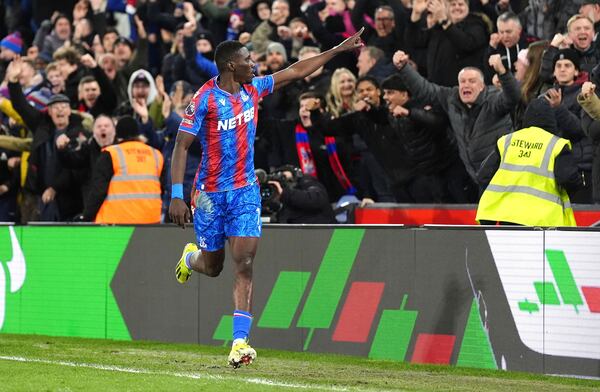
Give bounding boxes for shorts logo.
[198,236,207,249]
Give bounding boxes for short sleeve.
[252,75,274,98]
[178,93,207,136]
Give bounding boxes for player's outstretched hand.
[169,198,191,228]
[336,27,365,52]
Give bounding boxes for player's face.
[232,47,255,84]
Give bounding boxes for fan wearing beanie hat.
[0,32,23,61]
[266,42,288,72]
[553,48,581,87]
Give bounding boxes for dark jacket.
[57,136,105,206]
[581,112,600,203]
[277,175,336,224]
[305,3,358,75]
[396,65,521,182]
[9,81,87,220]
[311,104,451,186]
[406,13,489,86]
[79,66,118,117]
[578,84,600,202]
[65,67,89,109]
[365,59,398,82]
[484,34,531,83]
[538,82,594,175]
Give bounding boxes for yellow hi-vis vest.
[476,126,576,226]
[95,141,164,224]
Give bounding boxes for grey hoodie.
[127,69,158,106]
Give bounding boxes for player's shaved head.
[215,41,246,73]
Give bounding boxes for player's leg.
[229,236,258,312]
[227,236,259,367]
[175,190,227,283]
[224,184,262,367]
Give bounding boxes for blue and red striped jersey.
[178,75,274,192]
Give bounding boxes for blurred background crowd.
[0,0,599,224]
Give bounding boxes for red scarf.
[294,123,356,194]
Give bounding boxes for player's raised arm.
[271,27,364,91]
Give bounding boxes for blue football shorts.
[192,183,262,251]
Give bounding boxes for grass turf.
[0,334,599,391]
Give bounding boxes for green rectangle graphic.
[369,295,417,361]
[258,271,311,329]
[545,249,583,312]
[534,282,560,305]
[297,229,365,329]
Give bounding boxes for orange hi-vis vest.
[95,141,164,224]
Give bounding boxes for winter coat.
[484,34,532,83]
[577,92,600,202]
[8,81,87,220]
[277,175,337,224]
[406,13,489,86]
[311,104,452,186]
[396,65,521,182]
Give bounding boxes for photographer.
[261,165,336,224]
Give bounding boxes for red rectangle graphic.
[411,333,456,365]
[332,282,385,343]
[582,286,600,313]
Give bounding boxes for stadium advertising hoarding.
[0,226,599,378]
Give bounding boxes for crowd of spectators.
[0,0,600,223]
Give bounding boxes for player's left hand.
[336,27,364,52]
[169,198,191,228]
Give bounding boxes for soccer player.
[169,28,365,368]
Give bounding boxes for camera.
[255,166,304,217]
[255,169,287,203]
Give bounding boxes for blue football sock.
[232,310,253,341]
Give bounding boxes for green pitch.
[1,334,599,391]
